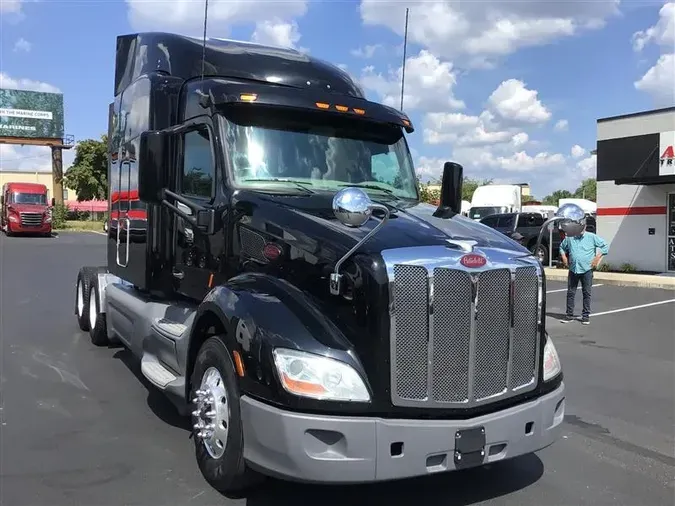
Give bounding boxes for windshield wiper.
[338,182,399,197]
[240,178,315,194]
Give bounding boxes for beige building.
[0,170,76,201]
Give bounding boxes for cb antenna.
[399,7,409,111]
[200,0,209,81]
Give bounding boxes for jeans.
[566,270,593,320]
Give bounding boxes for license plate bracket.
[453,426,486,469]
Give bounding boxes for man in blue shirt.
[559,225,609,324]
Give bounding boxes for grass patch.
[62,220,105,232]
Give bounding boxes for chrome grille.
[20,212,43,227]
[387,249,540,409]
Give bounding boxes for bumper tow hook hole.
[390,441,404,457]
[525,422,534,435]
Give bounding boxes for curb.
[544,268,675,291]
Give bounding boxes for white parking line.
[591,298,675,317]
[547,284,604,294]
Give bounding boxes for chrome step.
[152,318,188,338]
[141,354,178,389]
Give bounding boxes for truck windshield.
[12,192,46,205]
[218,107,418,200]
[470,206,506,220]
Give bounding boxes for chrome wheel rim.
[89,288,97,330]
[77,281,84,318]
[192,366,230,459]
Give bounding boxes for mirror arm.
[161,189,214,233]
[163,189,206,212]
[161,199,198,228]
[330,203,390,296]
[513,215,564,261]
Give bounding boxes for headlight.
[543,335,562,381]
[272,348,371,402]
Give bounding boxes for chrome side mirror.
[330,187,390,295]
[556,203,586,238]
[332,187,374,227]
[526,203,587,263]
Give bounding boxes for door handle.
[172,269,185,280]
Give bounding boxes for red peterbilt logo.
[460,253,487,268]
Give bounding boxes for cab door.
[170,119,218,300]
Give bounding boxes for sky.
[0,0,673,198]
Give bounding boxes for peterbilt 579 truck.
[74,32,568,493]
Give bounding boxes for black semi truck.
[75,32,566,493]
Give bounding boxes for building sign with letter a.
[660,131,675,176]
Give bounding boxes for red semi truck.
[1,182,54,237]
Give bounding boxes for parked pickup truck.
[480,212,596,264]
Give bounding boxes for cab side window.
[182,127,214,199]
[481,216,498,227]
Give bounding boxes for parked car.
[480,212,596,264]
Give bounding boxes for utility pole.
[400,7,409,111]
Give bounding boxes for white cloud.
[633,4,675,106]
[251,19,302,49]
[0,0,22,13]
[576,153,597,177]
[13,38,31,52]
[632,2,675,51]
[360,49,464,111]
[571,144,586,158]
[351,44,382,58]
[634,53,675,106]
[126,0,307,35]
[554,119,569,132]
[487,79,551,124]
[0,72,60,93]
[0,144,76,174]
[360,0,620,65]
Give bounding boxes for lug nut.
[206,410,216,418]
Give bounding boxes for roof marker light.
[335,105,349,112]
[353,108,366,115]
[240,93,258,102]
[316,102,330,109]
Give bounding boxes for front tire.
[531,243,549,264]
[190,336,263,494]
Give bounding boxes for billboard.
[0,88,64,139]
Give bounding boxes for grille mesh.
[20,212,43,227]
[393,264,429,400]
[391,263,539,407]
[511,266,539,389]
[431,269,471,402]
[474,269,511,400]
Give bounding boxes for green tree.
[573,178,596,201]
[542,189,573,206]
[64,135,108,201]
[522,194,537,203]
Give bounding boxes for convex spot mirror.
[332,187,375,227]
[138,130,168,204]
[554,203,587,237]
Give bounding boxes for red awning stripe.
[596,206,667,216]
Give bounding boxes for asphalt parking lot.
[1,231,674,506]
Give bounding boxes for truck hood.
[6,203,48,213]
[232,190,529,263]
